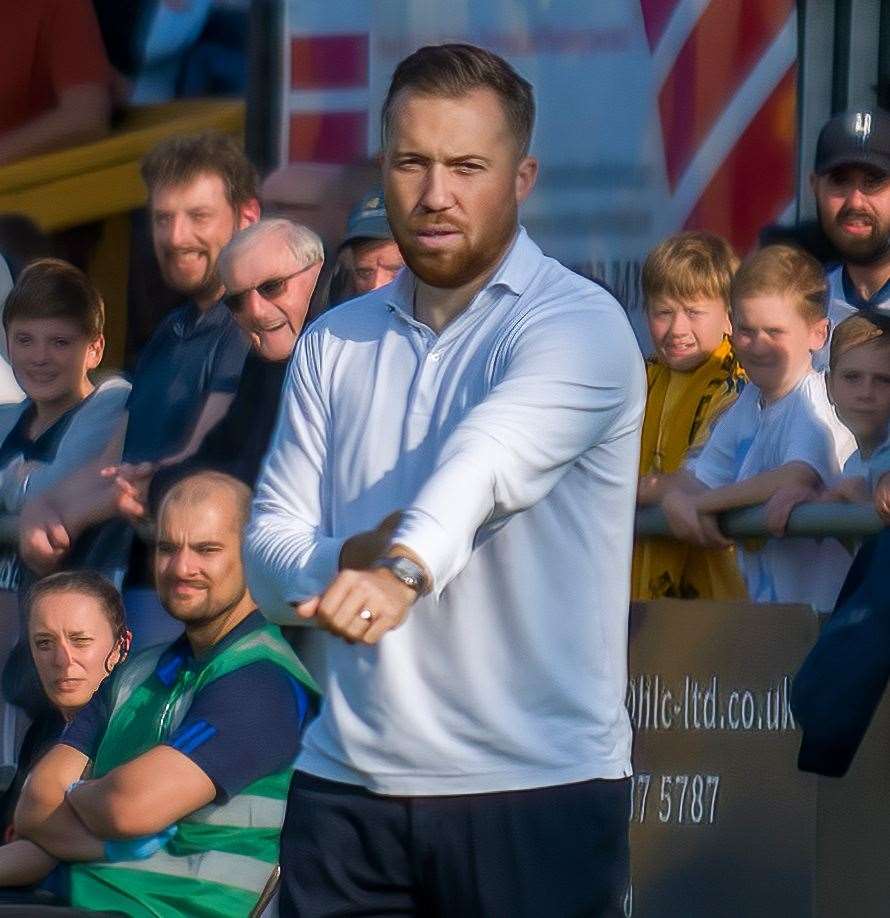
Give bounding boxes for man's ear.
[238,197,261,229]
[515,156,538,205]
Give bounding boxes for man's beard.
[160,249,221,298]
[393,213,517,290]
[161,582,245,626]
[819,202,890,266]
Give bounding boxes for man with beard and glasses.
[13,471,317,917]
[811,108,890,369]
[246,43,645,917]
[18,132,258,649]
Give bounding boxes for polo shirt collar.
[841,266,890,311]
[172,297,229,338]
[385,225,541,321]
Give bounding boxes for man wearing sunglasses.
[111,219,324,531]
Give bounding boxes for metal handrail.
[635,502,884,539]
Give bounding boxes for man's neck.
[193,285,224,313]
[413,233,517,334]
[845,258,890,303]
[414,273,491,334]
[186,598,255,659]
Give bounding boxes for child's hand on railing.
[765,485,820,537]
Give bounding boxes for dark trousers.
[279,771,631,918]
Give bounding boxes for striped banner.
[286,32,370,163]
[641,0,797,250]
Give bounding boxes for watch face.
[388,557,424,592]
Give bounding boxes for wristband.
[104,825,177,863]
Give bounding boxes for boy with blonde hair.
[763,314,890,552]
[662,245,855,611]
[632,230,747,600]
[828,314,890,489]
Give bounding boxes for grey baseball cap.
[814,108,890,175]
[342,188,392,245]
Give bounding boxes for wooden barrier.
[628,599,890,917]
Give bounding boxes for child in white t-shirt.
[661,245,855,611]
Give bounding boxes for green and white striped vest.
[69,621,319,918]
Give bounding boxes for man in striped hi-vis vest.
[15,471,318,917]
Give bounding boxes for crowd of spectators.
[0,31,885,915]
[0,0,249,169]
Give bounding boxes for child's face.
[646,295,731,371]
[828,340,890,447]
[731,294,828,401]
[7,317,102,410]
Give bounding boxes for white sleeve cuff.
[392,509,467,600]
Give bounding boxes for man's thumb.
[295,596,320,618]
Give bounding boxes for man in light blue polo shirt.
[247,43,645,918]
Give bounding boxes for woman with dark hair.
[0,570,129,891]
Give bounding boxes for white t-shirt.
[688,371,855,611]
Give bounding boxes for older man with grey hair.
[112,218,324,523]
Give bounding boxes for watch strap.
[373,555,427,594]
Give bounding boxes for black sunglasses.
[223,267,312,312]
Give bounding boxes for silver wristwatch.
[373,556,428,595]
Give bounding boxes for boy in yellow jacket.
[632,231,747,600]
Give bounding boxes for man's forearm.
[695,463,821,514]
[0,86,109,165]
[16,799,103,863]
[0,839,59,886]
[65,779,119,839]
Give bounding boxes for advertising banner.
[279,1,797,337]
[630,600,890,917]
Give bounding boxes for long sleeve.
[393,299,645,594]
[244,333,345,624]
[11,378,130,511]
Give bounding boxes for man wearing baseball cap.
[338,187,405,297]
[811,107,890,365]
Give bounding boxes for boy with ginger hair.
[632,231,746,600]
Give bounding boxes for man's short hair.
[3,258,104,338]
[140,131,259,209]
[160,470,252,531]
[24,571,126,643]
[829,313,890,373]
[218,219,324,282]
[731,244,828,324]
[642,231,738,311]
[381,43,535,156]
